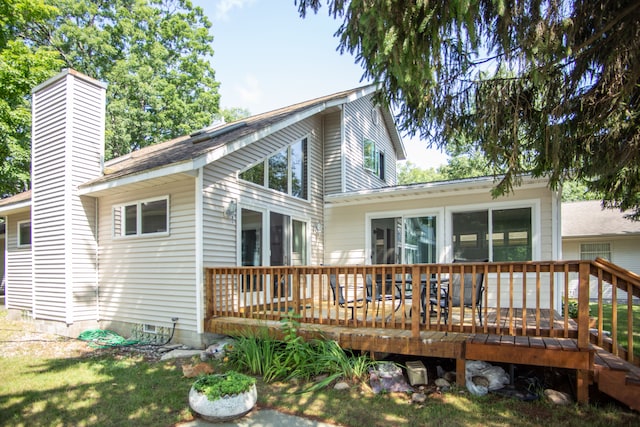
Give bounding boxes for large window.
[17,220,31,247]
[371,215,437,264]
[113,196,169,237]
[240,138,308,199]
[452,207,532,261]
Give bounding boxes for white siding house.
[562,200,640,301]
[0,69,562,347]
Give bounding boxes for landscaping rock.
[160,349,203,361]
[334,381,350,390]
[435,378,451,388]
[544,389,573,405]
[204,338,237,360]
[412,392,427,403]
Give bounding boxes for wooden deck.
[206,315,594,401]
[205,260,640,409]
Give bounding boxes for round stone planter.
[188,383,257,422]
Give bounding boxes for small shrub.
[192,371,255,402]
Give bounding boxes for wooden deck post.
[411,266,421,339]
[576,261,592,404]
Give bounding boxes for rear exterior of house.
[0,69,562,348]
[0,69,408,347]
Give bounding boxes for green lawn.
[589,302,640,359]
[1,308,639,426]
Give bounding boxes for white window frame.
[580,242,611,261]
[363,138,385,180]
[113,196,170,238]
[365,208,446,265]
[17,220,31,247]
[445,199,541,262]
[238,137,309,200]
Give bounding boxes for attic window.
[363,139,385,180]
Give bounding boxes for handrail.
[204,260,637,365]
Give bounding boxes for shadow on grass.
[0,353,195,427]
[255,374,640,427]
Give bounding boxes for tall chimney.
[31,69,105,328]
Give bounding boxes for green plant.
[564,300,592,319]
[192,371,256,402]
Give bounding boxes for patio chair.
[365,274,402,318]
[429,259,487,325]
[329,274,367,319]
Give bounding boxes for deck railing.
[205,259,639,365]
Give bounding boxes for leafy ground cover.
[1,305,638,427]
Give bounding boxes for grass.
[1,307,639,426]
[589,302,640,359]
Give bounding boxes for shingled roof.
[80,83,401,190]
[562,200,640,237]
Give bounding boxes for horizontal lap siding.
[5,212,33,310]
[97,177,197,330]
[203,116,325,267]
[31,73,103,323]
[343,96,397,191]
[32,77,68,321]
[323,111,342,195]
[325,186,554,308]
[69,78,103,321]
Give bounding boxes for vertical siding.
[202,116,325,267]
[31,72,103,323]
[343,95,398,191]
[323,111,343,195]
[5,212,33,310]
[97,177,198,330]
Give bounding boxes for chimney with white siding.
[31,69,105,332]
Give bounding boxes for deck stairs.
[593,346,640,411]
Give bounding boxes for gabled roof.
[79,84,404,194]
[562,200,640,237]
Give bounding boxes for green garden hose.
[78,329,139,348]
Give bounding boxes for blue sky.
[191,0,448,168]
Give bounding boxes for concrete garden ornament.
[188,371,257,422]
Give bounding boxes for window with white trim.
[580,242,611,261]
[113,196,169,237]
[452,207,532,261]
[17,220,31,247]
[239,138,308,199]
[363,139,385,180]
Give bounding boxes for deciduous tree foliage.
[297,0,640,219]
[0,0,220,196]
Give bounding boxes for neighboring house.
[562,200,640,301]
[0,69,561,347]
[0,222,4,295]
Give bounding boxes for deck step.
[593,346,640,411]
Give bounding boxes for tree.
[1,0,63,195]
[297,0,640,219]
[0,0,221,196]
